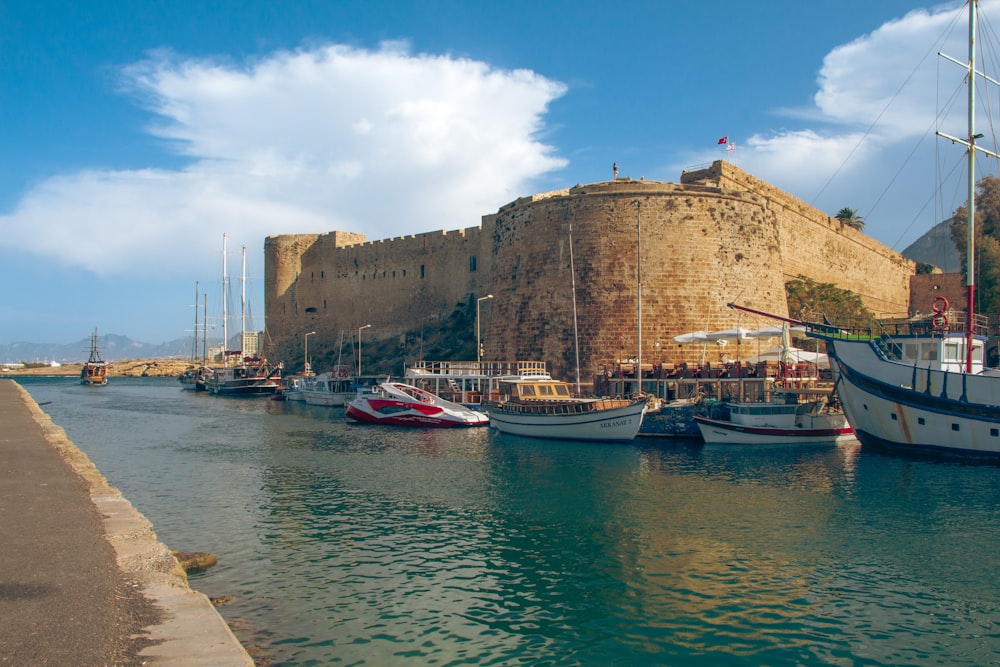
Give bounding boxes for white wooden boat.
[734,2,1000,456]
[484,375,648,442]
[280,373,314,402]
[302,368,354,407]
[346,381,489,427]
[693,389,855,445]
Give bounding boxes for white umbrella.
[745,325,807,338]
[745,346,829,369]
[672,331,708,343]
[704,327,753,341]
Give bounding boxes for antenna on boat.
[569,223,581,394]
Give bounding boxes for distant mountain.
[0,335,195,364]
[901,220,961,272]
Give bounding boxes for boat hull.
[81,365,108,386]
[207,379,281,396]
[486,399,647,442]
[693,415,855,445]
[346,382,489,428]
[304,392,351,407]
[824,338,1000,455]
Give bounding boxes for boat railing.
[495,398,632,414]
[408,360,548,378]
[818,311,990,340]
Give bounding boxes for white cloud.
[0,42,567,277]
[676,0,993,250]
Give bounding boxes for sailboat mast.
[965,0,977,373]
[241,244,247,362]
[634,200,642,396]
[569,224,581,394]
[222,233,229,367]
[192,281,199,363]
[202,293,208,366]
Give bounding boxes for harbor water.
[17,377,1000,666]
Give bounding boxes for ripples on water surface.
[17,378,1000,665]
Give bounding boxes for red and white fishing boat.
[693,388,855,445]
[346,381,489,428]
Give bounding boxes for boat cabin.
[878,333,985,374]
[497,379,573,402]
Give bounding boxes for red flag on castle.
[717,136,728,145]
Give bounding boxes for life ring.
[932,295,950,315]
[932,313,949,330]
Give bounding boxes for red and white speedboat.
[346,381,489,428]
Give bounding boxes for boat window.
[921,345,938,361]
[554,385,570,396]
[520,385,537,397]
[943,343,961,362]
[538,385,554,396]
[904,343,918,360]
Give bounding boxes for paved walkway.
[0,379,254,666]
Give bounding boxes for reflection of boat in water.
[484,374,648,442]
[346,381,489,427]
[80,329,108,386]
[693,389,855,445]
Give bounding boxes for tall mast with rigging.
[936,0,1000,371]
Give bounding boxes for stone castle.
[264,160,914,381]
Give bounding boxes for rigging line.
[977,7,1000,164]
[888,155,965,252]
[809,7,963,208]
[872,57,965,239]
[867,81,962,223]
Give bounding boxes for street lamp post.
[304,331,316,374]
[477,294,494,368]
[357,324,372,376]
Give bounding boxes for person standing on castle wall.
[613,163,618,180]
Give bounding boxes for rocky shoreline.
[2,359,194,378]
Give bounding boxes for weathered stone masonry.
[264,161,914,381]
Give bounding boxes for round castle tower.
[265,161,913,383]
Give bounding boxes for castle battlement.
[265,161,913,380]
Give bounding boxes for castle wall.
[265,228,490,364]
[265,162,915,381]
[700,162,913,318]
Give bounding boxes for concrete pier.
[0,379,253,665]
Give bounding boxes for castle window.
[323,299,327,309]
[470,255,477,272]
[305,307,317,313]
[421,265,425,279]
[321,271,324,279]
[311,271,314,282]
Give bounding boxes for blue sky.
[0,0,988,345]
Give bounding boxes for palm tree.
[835,207,866,231]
